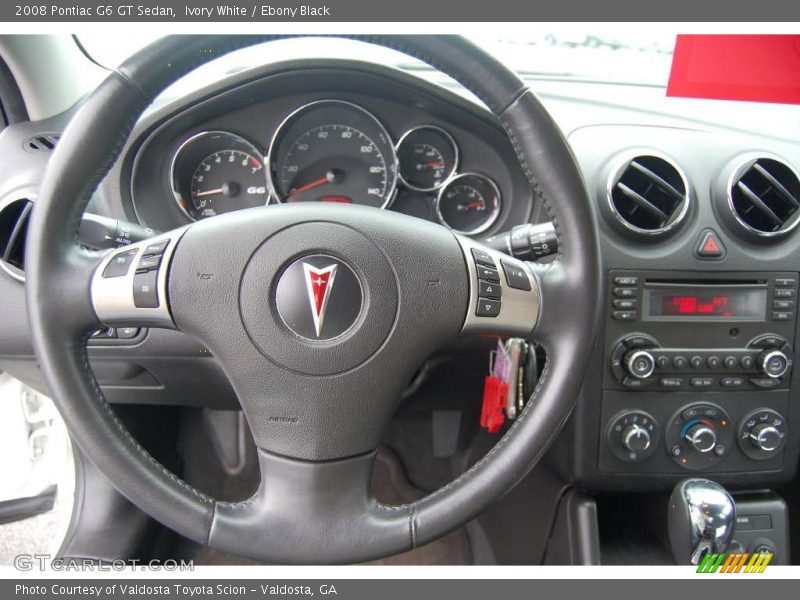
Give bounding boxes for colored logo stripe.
[696,552,772,573]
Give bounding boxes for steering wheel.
[25,35,600,563]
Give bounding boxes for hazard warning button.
[694,229,726,260]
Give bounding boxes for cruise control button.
[470,248,495,267]
[476,298,501,317]
[500,260,531,291]
[720,377,746,388]
[102,249,138,278]
[476,265,500,282]
[478,280,502,299]
[117,327,141,339]
[136,254,162,272]
[133,270,159,309]
[143,240,169,256]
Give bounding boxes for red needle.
[425,162,444,168]
[194,188,224,197]
[466,201,483,209]
[290,177,330,195]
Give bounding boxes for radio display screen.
[645,285,767,321]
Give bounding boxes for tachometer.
[171,131,267,221]
[268,100,398,208]
[436,173,501,235]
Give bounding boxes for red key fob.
[481,375,507,434]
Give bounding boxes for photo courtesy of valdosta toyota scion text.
[0,0,799,597]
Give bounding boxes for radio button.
[672,356,688,369]
[656,355,670,370]
[660,377,685,388]
[690,356,704,369]
[612,311,636,321]
[706,356,721,369]
[774,278,796,287]
[720,377,746,388]
[774,288,795,299]
[750,377,781,389]
[723,356,738,369]
[773,311,793,321]
[741,355,755,370]
[613,276,639,286]
[613,299,637,309]
[690,377,714,388]
[773,300,794,310]
[622,377,654,388]
[614,287,637,298]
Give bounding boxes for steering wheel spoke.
[90,226,190,330]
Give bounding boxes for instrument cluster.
[169,99,503,235]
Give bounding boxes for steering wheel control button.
[737,408,787,460]
[476,298,501,318]
[143,240,169,256]
[275,255,362,340]
[694,228,726,260]
[133,270,159,309]
[478,280,502,299]
[500,259,532,291]
[136,254,162,272]
[470,248,495,267]
[476,265,500,282]
[606,410,659,463]
[102,249,138,278]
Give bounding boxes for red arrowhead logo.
[302,263,338,338]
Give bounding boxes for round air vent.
[724,156,800,240]
[0,197,34,281]
[606,154,690,237]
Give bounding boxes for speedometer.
[267,100,398,208]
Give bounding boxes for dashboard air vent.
[608,155,689,235]
[25,134,60,152]
[728,158,800,236]
[0,198,34,280]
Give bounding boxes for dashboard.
[124,61,533,240]
[2,55,800,497]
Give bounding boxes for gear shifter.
[668,479,736,565]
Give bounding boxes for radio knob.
[749,423,782,452]
[757,349,790,379]
[685,423,717,453]
[623,349,655,379]
[622,424,651,453]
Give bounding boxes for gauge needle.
[425,161,444,169]
[465,201,484,209]
[289,177,330,195]
[194,188,225,197]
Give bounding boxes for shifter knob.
[668,479,736,565]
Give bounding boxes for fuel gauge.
[436,173,501,235]
[397,126,458,192]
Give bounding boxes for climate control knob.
[757,349,791,379]
[622,424,651,453]
[623,349,655,379]
[749,423,782,452]
[684,423,717,453]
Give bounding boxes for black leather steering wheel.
[25,35,600,563]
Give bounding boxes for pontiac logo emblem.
[303,263,338,338]
[275,255,362,341]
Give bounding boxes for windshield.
[76,30,677,87]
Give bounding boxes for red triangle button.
[695,229,726,259]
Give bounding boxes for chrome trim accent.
[624,349,655,379]
[395,125,459,193]
[169,130,268,222]
[758,349,791,379]
[605,150,691,237]
[456,235,540,336]
[0,189,37,283]
[724,152,800,239]
[266,99,399,209]
[90,226,190,329]
[436,172,502,236]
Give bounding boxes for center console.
[599,270,797,475]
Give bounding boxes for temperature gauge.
[436,173,501,235]
[397,126,458,192]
